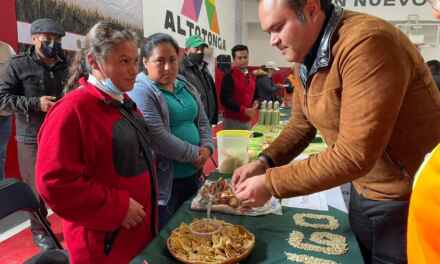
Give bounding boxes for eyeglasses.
[148,58,178,68]
[428,0,440,11]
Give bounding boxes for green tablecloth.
[251,106,327,157]
[132,202,363,264]
[132,107,359,263]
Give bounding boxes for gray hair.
[87,21,138,63]
[64,21,138,93]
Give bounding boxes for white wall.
[338,0,433,21]
[241,0,440,64]
[420,46,440,61]
[246,22,291,67]
[242,0,291,67]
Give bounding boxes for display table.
[132,201,363,264]
[132,107,363,263]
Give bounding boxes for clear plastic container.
[216,130,251,174]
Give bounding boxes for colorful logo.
[181,0,220,34]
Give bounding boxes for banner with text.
[334,0,434,20]
[142,0,236,51]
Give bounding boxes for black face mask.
[41,41,63,58]
[187,53,204,65]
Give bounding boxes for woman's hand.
[122,198,146,229]
[193,147,211,169]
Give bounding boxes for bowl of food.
[167,219,255,264]
[189,218,222,239]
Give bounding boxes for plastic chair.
[0,179,69,263]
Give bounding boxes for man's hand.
[122,198,146,229]
[39,96,57,112]
[232,159,267,192]
[235,174,272,208]
[193,147,211,169]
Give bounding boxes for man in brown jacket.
[232,0,440,263]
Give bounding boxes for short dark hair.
[427,60,440,75]
[285,0,331,19]
[142,33,179,60]
[231,44,248,59]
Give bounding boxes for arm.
[265,34,412,198]
[207,72,219,124]
[129,81,199,162]
[36,103,129,231]
[220,73,244,113]
[0,62,40,113]
[196,98,214,153]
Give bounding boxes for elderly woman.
[36,22,157,263]
[128,33,213,228]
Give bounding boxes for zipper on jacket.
[103,229,119,255]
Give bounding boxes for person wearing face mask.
[0,18,68,250]
[36,21,157,263]
[180,35,218,125]
[220,44,258,130]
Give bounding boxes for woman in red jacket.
[35,21,158,264]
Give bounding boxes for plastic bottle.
[273,101,280,131]
[258,100,267,125]
[266,101,273,127]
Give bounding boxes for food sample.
[191,178,283,216]
[200,178,241,209]
[167,219,255,264]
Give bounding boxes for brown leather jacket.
[263,7,440,201]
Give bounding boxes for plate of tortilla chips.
[167,218,255,264]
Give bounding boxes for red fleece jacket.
[221,67,256,122]
[36,81,157,264]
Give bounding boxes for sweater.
[36,80,157,264]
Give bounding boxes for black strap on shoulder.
[104,98,159,236]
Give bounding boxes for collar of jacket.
[299,5,344,89]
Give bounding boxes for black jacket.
[254,70,278,102]
[0,47,68,143]
[179,56,218,125]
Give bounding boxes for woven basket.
[167,224,255,264]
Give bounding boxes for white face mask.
[96,62,124,97]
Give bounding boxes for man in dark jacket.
[254,61,280,102]
[180,35,218,125]
[0,18,68,250]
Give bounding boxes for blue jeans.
[349,185,408,264]
[0,116,11,180]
